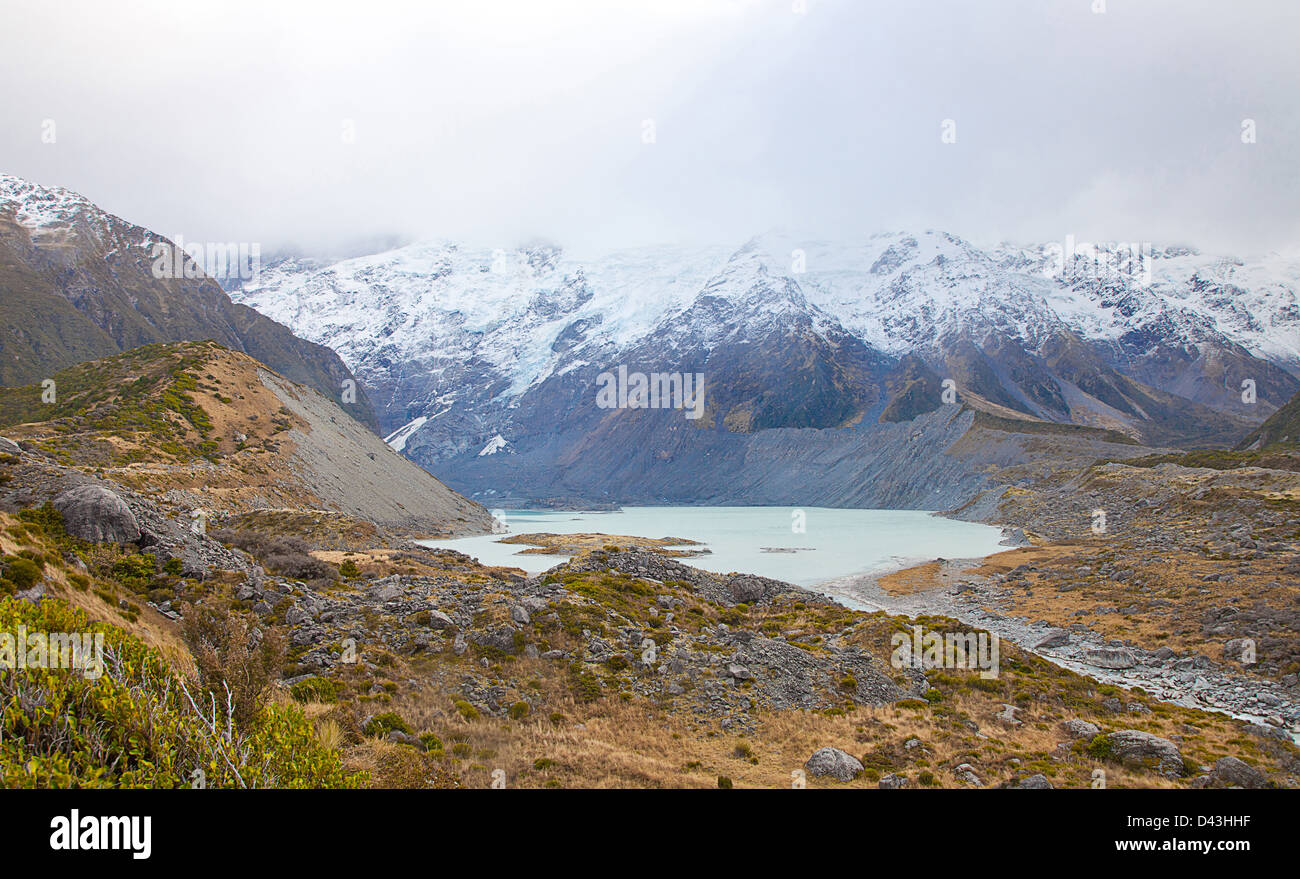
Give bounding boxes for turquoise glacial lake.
[419,506,1006,589]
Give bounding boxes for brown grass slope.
[0,340,491,535]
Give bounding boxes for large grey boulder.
[1207,756,1267,789]
[470,626,520,655]
[1035,629,1071,649]
[1106,730,1184,778]
[1011,773,1054,789]
[726,574,776,604]
[805,747,864,782]
[999,527,1030,547]
[52,485,140,545]
[1060,719,1101,740]
[427,610,456,631]
[1084,647,1137,669]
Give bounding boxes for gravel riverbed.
[816,558,1300,743]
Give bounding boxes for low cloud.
[1,0,1295,257]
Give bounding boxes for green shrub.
[289,676,339,704]
[363,712,412,737]
[0,596,361,788]
[570,669,602,703]
[108,553,156,592]
[1,556,42,591]
[1086,733,1114,761]
[17,504,65,538]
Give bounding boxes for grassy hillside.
[1237,387,1300,450]
[0,340,491,534]
[0,507,361,788]
[0,342,221,465]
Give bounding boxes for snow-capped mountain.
[227,228,1300,506]
[236,231,1300,381]
[0,173,377,429]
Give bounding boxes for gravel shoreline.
[814,556,1300,743]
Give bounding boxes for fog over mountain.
[2,0,1298,256]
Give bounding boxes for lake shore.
[820,548,1300,740]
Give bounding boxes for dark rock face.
[1238,386,1300,450]
[52,485,140,545]
[878,354,944,423]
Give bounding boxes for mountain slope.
[0,340,490,534]
[227,231,1299,506]
[0,173,379,432]
[1237,387,1300,450]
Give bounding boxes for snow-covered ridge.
[0,172,173,256]
[0,172,96,229]
[235,240,735,397]
[232,230,1300,408]
[4,171,1295,424]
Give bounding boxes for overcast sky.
[2,0,1297,257]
